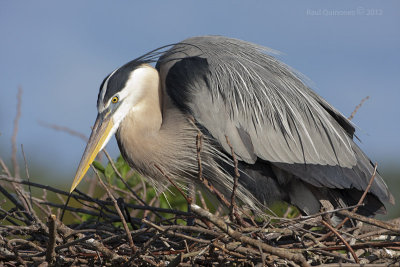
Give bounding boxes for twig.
[321,220,359,263]
[103,150,140,202]
[102,150,165,220]
[258,243,266,266]
[13,186,32,218]
[319,164,378,242]
[355,164,378,210]
[0,184,33,224]
[0,158,12,176]
[312,241,400,251]
[0,175,191,217]
[6,238,45,253]
[54,217,126,262]
[196,132,203,181]
[338,163,378,229]
[142,194,158,219]
[142,219,211,244]
[187,183,196,225]
[225,135,240,222]
[319,263,399,267]
[55,234,95,251]
[20,144,32,208]
[39,121,103,162]
[278,204,363,225]
[11,87,22,179]
[154,164,191,204]
[348,96,370,120]
[197,190,209,211]
[46,214,57,264]
[38,120,88,142]
[199,176,231,208]
[92,166,137,254]
[213,241,246,259]
[191,204,310,267]
[338,210,400,233]
[311,249,355,263]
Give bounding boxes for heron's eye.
[111,96,119,104]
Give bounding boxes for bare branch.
[321,220,359,263]
[45,214,57,264]
[92,166,138,254]
[11,87,22,178]
[225,135,240,222]
[348,95,370,120]
[38,120,88,142]
[191,204,310,267]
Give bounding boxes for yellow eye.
[111,96,119,103]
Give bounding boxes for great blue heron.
[71,36,394,216]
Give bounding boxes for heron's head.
[70,62,159,192]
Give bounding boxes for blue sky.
[0,1,399,181]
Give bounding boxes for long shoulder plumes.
[156,36,393,208]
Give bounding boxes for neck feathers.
[126,65,163,133]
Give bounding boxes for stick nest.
[1,92,399,266]
[0,173,399,267]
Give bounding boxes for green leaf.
[116,156,131,179]
[120,164,130,178]
[92,161,105,174]
[104,162,115,179]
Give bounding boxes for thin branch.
[348,96,370,120]
[321,220,359,263]
[142,219,211,244]
[102,150,152,211]
[0,175,190,217]
[38,120,88,142]
[353,163,378,213]
[154,164,191,205]
[20,144,32,208]
[92,166,137,254]
[337,210,400,233]
[320,164,378,241]
[310,241,400,251]
[278,204,363,225]
[45,214,57,264]
[337,163,378,229]
[225,135,240,222]
[0,157,12,176]
[11,87,22,179]
[191,204,310,267]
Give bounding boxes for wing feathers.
[158,35,392,204]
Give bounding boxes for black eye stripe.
[103,60,146,104]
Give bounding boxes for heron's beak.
[70,112,114,193]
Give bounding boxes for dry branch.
[1,166,399,266]
[11,87,22,179]
[191,204,310,267]
[348,95,370,120]
[92,166,137,254]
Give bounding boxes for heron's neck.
[126,68,163,134]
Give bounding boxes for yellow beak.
[70,113,114,193]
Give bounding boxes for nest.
[1,167,400,267]
[1,90,399,266]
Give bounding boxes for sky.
[0,1,399,182]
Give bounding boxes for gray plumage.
[74,35,394,217]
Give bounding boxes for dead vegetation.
[1,90,399,266]
[1,170,400,267]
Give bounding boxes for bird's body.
[72,36,394,216]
